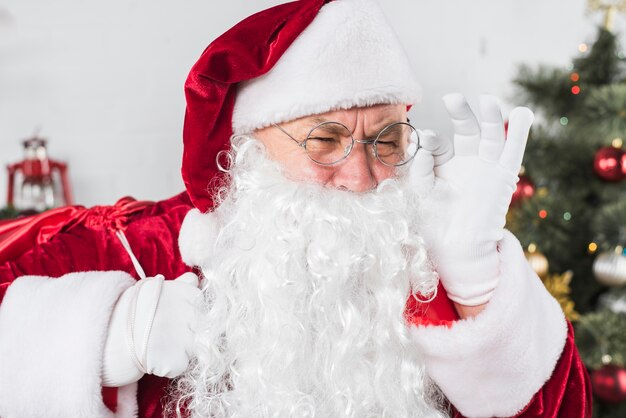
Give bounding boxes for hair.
[167,134,448,418]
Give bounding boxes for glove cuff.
[433,240,500,306]
[103,283,144,387]
[103,275,165,387]
[129,275,165,374]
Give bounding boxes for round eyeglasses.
[273,121,421,167]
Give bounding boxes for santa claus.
[0,0,591,417]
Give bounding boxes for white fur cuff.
[410,230,568,418]
[0,271,136,418]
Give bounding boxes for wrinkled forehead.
[288,104,408,134]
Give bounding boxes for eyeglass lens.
[304,122,419,166]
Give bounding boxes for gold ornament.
[542,271,580,321]
[525,246,549,279]
[593,248,626,287]
[537,187,549,198]
[587,0,626,32]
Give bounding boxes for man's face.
[253,104,407,192]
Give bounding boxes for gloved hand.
[102,272,201,387]
[411,94,534,306]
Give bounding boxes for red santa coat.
[0,192,592,417]
[0,1,593,414]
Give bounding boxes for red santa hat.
[182,0,421,212]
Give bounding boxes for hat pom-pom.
[179,208,220,267]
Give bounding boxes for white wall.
[0,0,622,207]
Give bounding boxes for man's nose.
[331,142,377,192]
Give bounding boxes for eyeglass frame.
[272,119,421,167]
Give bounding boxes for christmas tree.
[507,2,626,416]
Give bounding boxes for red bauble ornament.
[591,364,626,403]
[511,174,535,205]
[593,146,625,182]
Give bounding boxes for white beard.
[171,135,447,418]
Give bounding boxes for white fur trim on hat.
[0,271,136,418]
[410,230,568,418]
[232,0,421,134]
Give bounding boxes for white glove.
[102,272,201,387]
[412,94,534,306]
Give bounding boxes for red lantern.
[6,137,73,212]
[591,364,626,403]
[593,146,625,182]
[511,174,535,205]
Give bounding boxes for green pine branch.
[571,83,626,143]
[574,28,626,86]
[513,65,579,119]
[576,310,626,369]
